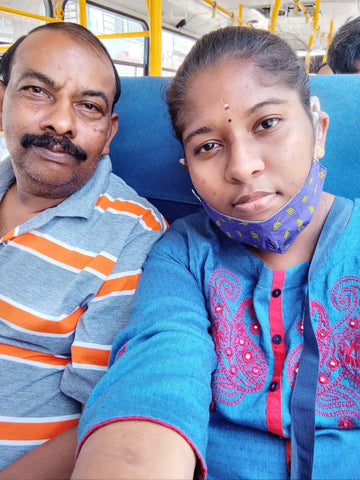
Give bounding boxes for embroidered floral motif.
[287,276,360,426]
[209,269,267,405]
[338,415,355,429]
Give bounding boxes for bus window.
[0,0,52,45]
[162,29,195,76]
[64,1,148,76]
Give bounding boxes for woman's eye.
[255,118,279,131]
[196,142,220,154]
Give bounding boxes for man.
[0,22,166,478]
[327,16,360,73]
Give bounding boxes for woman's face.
[182,60,326,222]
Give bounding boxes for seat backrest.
[111,75,360,223]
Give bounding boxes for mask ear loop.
[310,96,323,158]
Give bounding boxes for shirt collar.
[0,154,112,220]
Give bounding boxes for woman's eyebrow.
[183,125,212,145]
[245,98,289,116]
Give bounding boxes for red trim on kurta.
[266,269,286,437]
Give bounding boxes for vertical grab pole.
[149,0,162,76]
[269,0,282,33]
[78,0,87,27]
[238,4,243,25]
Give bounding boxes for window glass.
[162,29,195,75]
[0,0,52,44]
[64,1,147,76]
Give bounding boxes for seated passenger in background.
[316,61,334,74]
[327,16,360,73]
[0,21,166,479]
[72,26,360,480]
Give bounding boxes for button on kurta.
[272,334,283,344]
[269,381,279,391]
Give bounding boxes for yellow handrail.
[201,0,251,27]
[78,0,87,26]
[97,32,150,40]
[0,5,59,23]
[322,20,334,62]
[305,0,321,72]
[268,0,282,33]
[238,4,243,26]
[149,0,162,76]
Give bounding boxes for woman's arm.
[72,222,216,479]
[72,420,196,479]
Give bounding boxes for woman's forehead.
[185,61,297,107]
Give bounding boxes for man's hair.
[0,21,121,109]
[327,16,360,73]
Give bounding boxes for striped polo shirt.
[0,154,167,468]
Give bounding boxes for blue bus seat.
[111,75,360,223]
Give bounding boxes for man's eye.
[255,118,279,131]
[196,142,220,154]
[84,103,99,111]
[24,86,43,94]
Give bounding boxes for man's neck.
[0,183,65,238]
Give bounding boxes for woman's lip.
[234,191,274,205]
[232,191,277,217]
[31,145,75,164]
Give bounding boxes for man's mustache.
[20,134,87,162]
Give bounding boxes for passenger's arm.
[0,425,78,480]
[72,420,196,479]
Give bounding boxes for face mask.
[195,159,327,254]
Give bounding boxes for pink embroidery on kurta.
[209,269,267,405]
[287,276,360,426]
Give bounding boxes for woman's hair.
[166,26,311,141]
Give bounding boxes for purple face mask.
[196,159,327,254]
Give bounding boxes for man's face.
[0,29,118,200]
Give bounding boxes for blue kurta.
[79,196,360,479]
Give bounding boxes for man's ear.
[0,81,6,131]
[101,112,118,156]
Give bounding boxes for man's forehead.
[14,29,109,67]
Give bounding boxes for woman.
[72,26,360,480]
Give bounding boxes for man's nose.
[39,100,77,137]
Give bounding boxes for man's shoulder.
[98,171,166,232]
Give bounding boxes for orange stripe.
[0,299,83,334]
[0,418,79,441]
[11,233,116,276]
[96,196,163,231]
[2,228,16,242]
[95,272,141,298]
[72,345,110,367]
[0,343,70,366]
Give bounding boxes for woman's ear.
[310,96,329,159]
[315,111,329,159]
